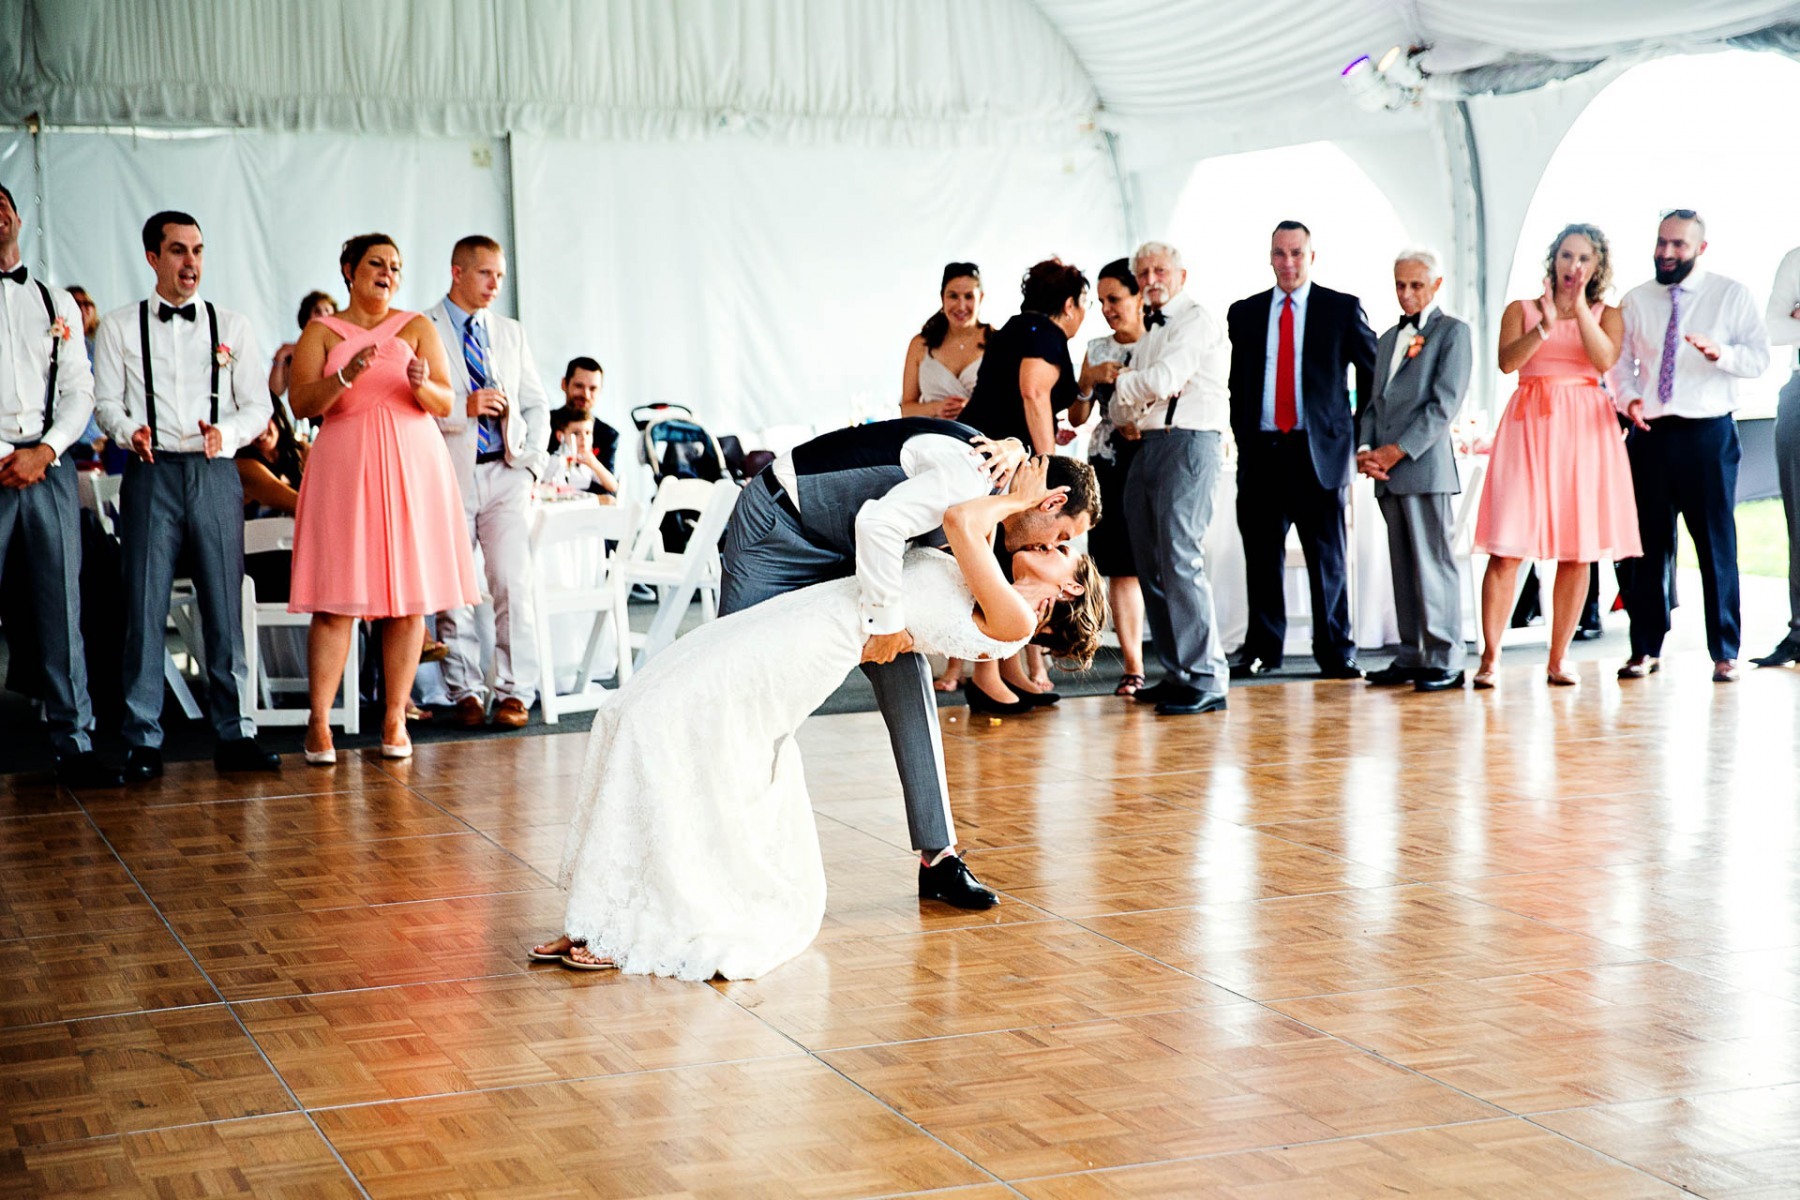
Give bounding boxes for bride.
[530,457,1105,981]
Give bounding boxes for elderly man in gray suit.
[1357,249,1474,692]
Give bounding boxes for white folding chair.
[1451,458,1488,644]
[531,499,640,724]
[238,517,359,733]
[626,477,741,668]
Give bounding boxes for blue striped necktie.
[464,314,500,455]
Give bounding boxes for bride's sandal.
[529,935,580,963]
[561,944,617,972]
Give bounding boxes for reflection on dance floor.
[3,653,1798,1196]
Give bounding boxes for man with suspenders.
[93,210,279,780]
[0,180,121,786]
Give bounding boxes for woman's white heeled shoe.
[303,747,336,766]
[380,742,413,760]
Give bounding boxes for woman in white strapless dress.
[900,261,990,422]
[531,460,1105,981]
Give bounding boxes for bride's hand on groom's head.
[971,436,1027,488]
[1009,456,1068,511]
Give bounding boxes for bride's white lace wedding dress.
[558,547,1028,981]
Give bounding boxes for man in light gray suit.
[1357,249,1473,692]
[426,235,552,729]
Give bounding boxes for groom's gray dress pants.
[719,475,956,854]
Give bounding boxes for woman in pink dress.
[287,233,480,761]
[1473,223,1641,688]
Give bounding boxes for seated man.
[556,356,619,476]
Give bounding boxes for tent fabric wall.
[3,0,1098,148]
[511,133,1126,437]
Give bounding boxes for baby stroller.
[631,403,730,552]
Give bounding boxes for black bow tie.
[1398,311,1423,331]
[1144,307,1167,329]
[158,302,196,323]
[1,266,26,285]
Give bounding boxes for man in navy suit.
[1226,220,1378,678]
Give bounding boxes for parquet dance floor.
[3,653,1798,1197]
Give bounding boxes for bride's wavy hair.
[1034,555,1108,670]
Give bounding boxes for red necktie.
[1275,295,1296,432]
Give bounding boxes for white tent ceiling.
[4,0,1800,430]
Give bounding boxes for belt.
[476,449,506,465]
[762,469,802,522]
[135,450,217,461]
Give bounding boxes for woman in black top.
[958,259,1091,713]
[959,259,1089,453]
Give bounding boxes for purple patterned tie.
[1656,285,1682,407]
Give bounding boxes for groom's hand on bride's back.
[861,631,916,664]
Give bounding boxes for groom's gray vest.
[788,417,983,556]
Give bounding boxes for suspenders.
[137,299,222,450]
[33,281,59,427]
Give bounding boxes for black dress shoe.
[1317,659,1364,680]
[1572,625,1604,641]
[1154,684,1229,715]
[214,737,282,773]
[1365,664,1423,686]
[124,747,163,783]
[55,751,124,789]
[1133,679,1182,704]
[918,854,999,909]
[1229,656,1281,680]
[1017,689,1061,707]
[1413,669,1466,692]
[1751,638,1800,667]
[964,681,1034,716]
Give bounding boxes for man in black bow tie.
[0,180,121,787]
[93,210,279,780]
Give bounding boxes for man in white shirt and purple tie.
[93,210,280,779]
[426,235,552,730]
[1614,210,1770,683]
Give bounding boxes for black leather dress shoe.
[1229,656,1281,680]
[964,681,1034,716]
[1413,669,1467,692]
[1154,685,1229,715]
[1751,638,1800,667]
[1572,625,1604,641]
[215,737,282,773]
[1017,689,1061,707]
[55,751,124,789]
[1365,664,1423,686]
[124,747,163,783]
[918,855,999,909]
[1317,659,1364,680]
[1133,679,1182,704]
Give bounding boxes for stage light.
[1339,47,1427,111]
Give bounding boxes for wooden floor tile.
[1667,946,1800,1002]
[930,783,1213,852]
[0,1006,293,1147]
[1535,1082,1800,1199]
[170,888,569,1002]
[718,921,1236,1050]
[238,970,798,1107]
[0,777,78,822]
[812,853,1054,943]
[0,814,162,943]
[88,786,473,856]
[975,826,1402,918]
[1442,855,1800,957]
[1274,962,1800,1113]
[0,924,216,1028]
[122,832,548,923]
[312,1057,990,1199]
[79,758,398,811]
[820,1005,1501,1178]
[5,1113,359,1198]
[1086,885,1639,1000]
[1013,1118,1682,1198]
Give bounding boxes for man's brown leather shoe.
[452,695,488,728]
[491,697,530,728]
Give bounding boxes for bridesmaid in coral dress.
[1473,223,1641,688]
[286,233,479,761]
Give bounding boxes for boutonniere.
[1405,334,1426,359]
[214,343,235,368]
[48,316,74,342]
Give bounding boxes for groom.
[721,417,1100,908]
